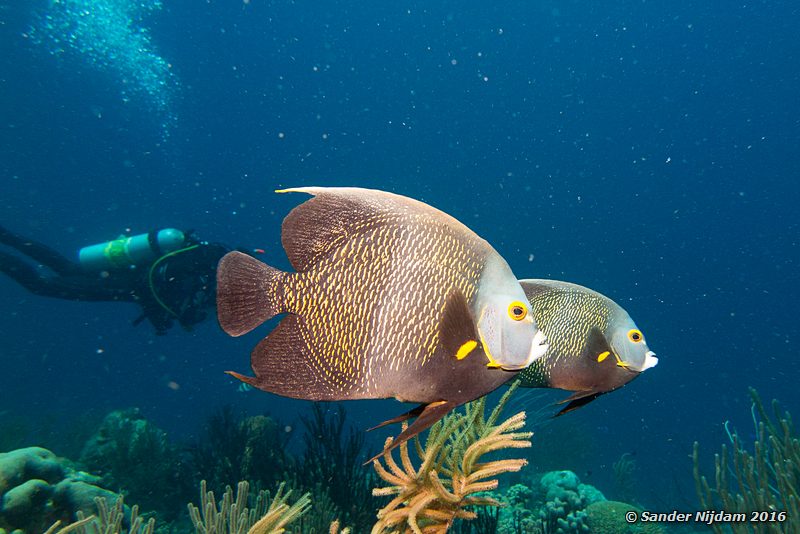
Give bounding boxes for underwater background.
[1,0,798,531]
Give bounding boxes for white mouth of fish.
[641,350,659,371]
[502,329,548,371]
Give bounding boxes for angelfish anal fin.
[365,400,456,464]
[366,404,427,432]
[438,290,480,361]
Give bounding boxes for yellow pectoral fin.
[597,350,630,368]
[455,340,478,360]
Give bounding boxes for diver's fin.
[216,251,286,337]
[585,326,615,364]
[438,290,480,361]
[366,404,427,432]
[554,390,604,416]
[366,400,456,464]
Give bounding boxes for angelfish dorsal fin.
[277,187,412,272]
[277,189,367,271]
[438,290,480,361]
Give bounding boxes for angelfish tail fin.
[216,251,287,337]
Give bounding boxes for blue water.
[1,0,798,515]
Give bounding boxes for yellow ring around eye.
[628,329,643,343]
[508,301,528,321]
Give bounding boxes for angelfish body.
[217,187,548,452]
[517,279,658,414]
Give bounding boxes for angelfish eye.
[628,329,643,343]
[508,301,528,321]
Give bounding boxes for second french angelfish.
[516,279,658,414]
[217,186,548,454]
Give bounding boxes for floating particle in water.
[30,0,178,139]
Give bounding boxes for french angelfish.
[516,279,658,414]
[217,187,548,455]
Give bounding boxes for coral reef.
[328,520,353,534]
[43,481,312,534]
[0,446,124,533]
[189,407,295,496]
[7,394,670,533]
[294,403,377,531]
[188,480,310,534]
[612,452,638,504]
[584,501,665,534]
[496,470,605,533]
[45,495,155,534]
[189,403,375,532]
[80,408,191,520]
[693,387,799,534]
[449,506,499,534]
[371,385,532,533]
[535,470,605,532]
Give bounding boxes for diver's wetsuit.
[0,225,230,334]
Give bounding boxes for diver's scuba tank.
[78,229,187,271]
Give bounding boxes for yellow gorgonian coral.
[372,384,531,534]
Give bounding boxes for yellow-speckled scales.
[216,186,544,452]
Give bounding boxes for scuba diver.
[0,225,236,335]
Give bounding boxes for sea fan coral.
[371,384,531,534]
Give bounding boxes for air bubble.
[31,0,178,139]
